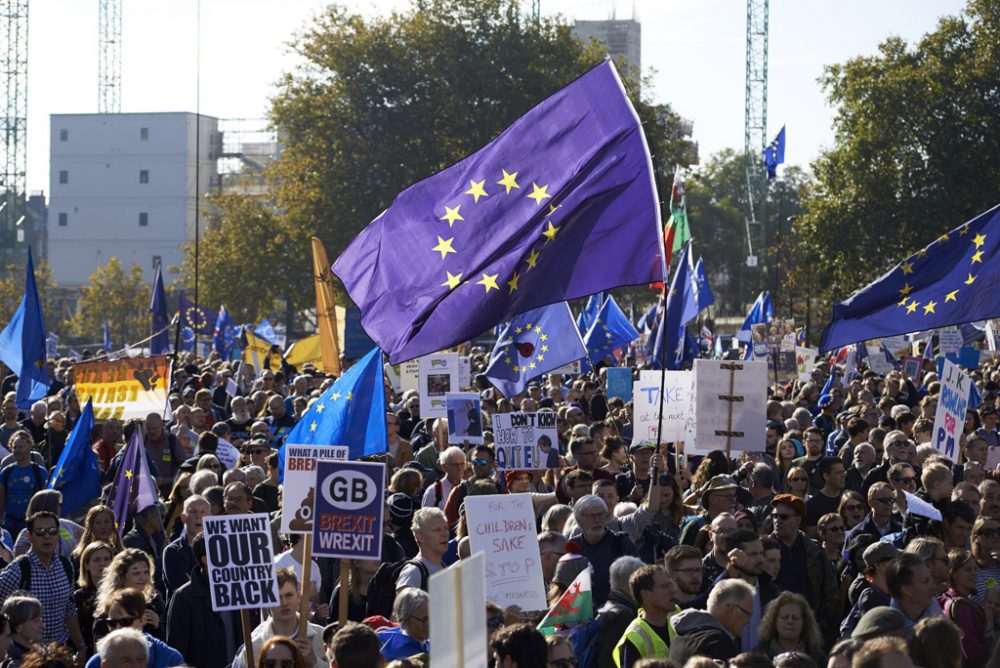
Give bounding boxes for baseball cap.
[862,542,901,569]
[851,606,908,640]
[628,442,655,454]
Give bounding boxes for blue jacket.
[377,626,428,662]
[85,633,183,668]
[161,530,196,596]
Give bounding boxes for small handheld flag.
[48,398,100,516]
[537,565,593,634]
[763,126,786,179]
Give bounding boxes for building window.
[58,213,67,226]
[59,129,68,141]
[139,212,148,227]
[139,170,149,184]
[140,127,149,140]
[58,170,68,184]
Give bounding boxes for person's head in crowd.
[946,548,978,600]
[939,500,976,550]
[965,407,982,435]
[249,421,272,443]
[257,635,305,668]
[392,587,430,644]
[431,418,449,451]
[388,469,423,499]
[707,578,756,638]
[195,388,214,414]
[26,511,60,560]
[9,430,34,465]
[817,513,846,552]
[608,555,646,602]
[195,453,222,481]
[242,465,266,489]
[592,479,619,513]
[189,469,218,497]
[629,442,655,477]
[541,505,573,534]
[861,542,900,594]
[96,627,147,668]
[564,469,594,504]
[630,564,676,617]
[271,568,304,627]
[77,540,114,590]
[972,515,1000,567]
[910,616,960,668]
[866,482,896,525]
[222,468,247,487]
[904,537,949,595]
[3,594,43,648]
[223,481,254,515]
[885,553,933,620]
[747,463,775,500]
[490,623,547,668]
[911,419,934,448]
[76,504,121,554]
[887,462,917,496]
[802,427,825,458]
[327,621,384,668]
[412,507,449,563]
[951,480,981,516]
[504,470,533,494]
[569,437,599,473]
[981,406,999,432]
[104,589,147,636]
[827,638,864,668]
[181,494,211,541]
[601,436,627,469]
[544,634,575,668]
[777,438,800,467]
[728,653,773,668]
[851,606,909,643]
[538,532,567,585]
[761,538,782,582]
[439,446,466,484]
[189,407,207,432]
[785,467,809,500]
[921,463,954,502]
[817,456,846,495]
[724,529,765,580]
[265,394,286,421]
[573,495,609,545]
[979,480,1000,518]
[771,494,805,544]
[852,443,877,475]
[708,512,738,555]
[19,642,75,668]
[131,504,161,539]
[839,491,867,530]
[962,435,988,467]
[101,419,124,445]
[734,509,757,534]
[470,445,495,480]
[701,475,739,517]
[97,548,155,615]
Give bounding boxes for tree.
[797,0,1000,298]
[70,257,149,346]
[0,258,65,336]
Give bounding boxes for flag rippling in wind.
[486,303,586,398]
[0,248,51,408]
[106,428,159,537]
[277,347,387,480]
[213,306,238,359]
[48,398,100,516]
[763,126,785,179]
[736,292,774,344]
[149,263,169,355]
[664,169,690,262]
[576,293,604,335]
[820,202,1000,352]
[583,296,640,366]
[333,61,665,364]
[653,244,697,370]
[178,292,213,353]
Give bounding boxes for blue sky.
[25,0,967,192]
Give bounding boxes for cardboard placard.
[312,460,386,560]
[687,360,768,456]
[492,412,559,469]
[633,370,693,445]
[204,513,280,611]
[795,347,818,382]
[939,328,963,356]
[605,367,633,401]
[459,357,472,389]
[446,393,484,444]
[419,353,460,418]
[466,494,547,610]
[280,445,349,534]
[429,552,488,668]
[931,360,970,462]
[399,359,420,394]
[902,356,923,384]
[384,363,402,394]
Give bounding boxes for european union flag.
[48,398,100,515]
[820,202,1000,352]
[255,319,278,345]
[485,302,586,398]
[179,292,213,335]
[334,61,666,364]
[691,257,716,317]
[277,347,386,481]
[736,291,773,344]
[577,293,604,335]
[149,263,169,355]
[654,244,697,370]
[0,248,50,409]
[103,320,113,353]
[106,428,159,536]
[213,306,238,359]
[763,126,785,179]
[583,296,639,366]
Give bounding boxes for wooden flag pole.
[338,559,350,625]
[717,362,746,471]
[240,610,255,668]
[298,533,313,637]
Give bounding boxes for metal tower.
[1,0,28,275]
[743,0,768,298]
[531,0,540,22]
[98,0,122,113]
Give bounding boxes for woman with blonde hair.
[71,506,122,567]
[753,591,824,665]
[73,541,114,658]
[94,548,166,641]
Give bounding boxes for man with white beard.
[224,395,255,447]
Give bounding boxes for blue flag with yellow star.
[583,295,640,366]
[47,398,100,516]
[485,302,587,398]
[178,292,213,351]
[0,247,50,409]
[277,347,387,481]
[106,427,159,537]
[334,61,665,364]
[149,263,170,356]
[763,126,785,179]
[820,202,1000,352]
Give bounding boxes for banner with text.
[632,370,693,446]
[281,445,349,535]
[74,356,171,421]
[931,359,970,462]
[312,460,385,560]
[204,513,280,611]
[492,412,559,469]
[419,353,460,418]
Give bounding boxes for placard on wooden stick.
[687,359,767,458]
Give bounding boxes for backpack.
[570,619,603,668]
[12,553,74,592]
[366,558,430,618]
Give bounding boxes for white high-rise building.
[48,112,219,287]
[572,19,641,87]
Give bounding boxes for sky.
[24,0,968,194]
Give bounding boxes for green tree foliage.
[0,259,64,336]
[70,257,149,345]
[798,0,1000,298]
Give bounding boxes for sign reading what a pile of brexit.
[312,460,385,560]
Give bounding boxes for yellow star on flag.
[960,225,970,236]
[542,221,560,242]
[529,362,537,370]
[507,272,520,294]
[966,273,977,285]
[898,283,913,296]
[546,203,561,216]
[498,169,520,194]
[900,261,914,275]
[923,300,937,314]
[504,357,512,365]
[906,301,920,314]
[525,250,540,269]
[526,323,534,329]
[477,273,499,293]
[537,354,545,362]
[332,392,341,401]
[465,179,488,203]
[898,297,909,307]
[310,421,317,432]
[540,334,548,341]
[513,365,521,373]
[316,403,326,413]
[440,205,464,228]
[347,392,352,401]
[541,344,549,352]
[938,234,950,243]
[972,250,984,264]
[515,326,523,334]
[527,183,552,206]
[442,271,463,290]
[431,236,457,260]
[534,326,542,334]
[974,233,987,249]
[945,290,959,302]
[125,469,133,479]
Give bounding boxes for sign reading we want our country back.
[74,356,172,420]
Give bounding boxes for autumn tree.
[70,257,149,345]
[0,258,65,336]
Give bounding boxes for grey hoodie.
[668,609,740,666]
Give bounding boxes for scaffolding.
[742,0,768,302]
[1,0,28,275]
[98,0,123,113]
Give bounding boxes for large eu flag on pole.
[334,61,665,364]
[106,428,159,537]
[821,202,1000,352]
[48,398,100,516]
[0,248,50,408]
[149,263,169,355]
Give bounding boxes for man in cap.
[850,606,909,642]
[615,442,660,502]
[679,475,738,546]
[841,542,900,637]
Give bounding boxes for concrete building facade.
[572,19,642,86]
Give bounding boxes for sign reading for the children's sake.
[312,460,385,560]
[466,494,547,610]
[204,513,280,611]
[688,360,767,456]
[492,412,559,469]
[931,360,970,462]
[280,445,348,535]
[633,371,693,445]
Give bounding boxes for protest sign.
[430,552,488,668]
[795,347,818,382]
[74,355,171,421]
[446,393,484,444]
[466,493,547,610]
[312,460,385,560]
[868,347,896,376]
[605,367,633,401]
[281,445,349,534]
[881,335,909,356]
[687,360,767,457]
[931,360,970,462]
[384,363,402,394]
[550,360,582,375]
[399,359,420,394]
[419,353,459,418]
[939,328,963,356]
[204,513,280,611]
[902,356,923,383]
[459,357,472,389]
[632,371,693,445]
[492,412,559,469]
[904,490,942,521]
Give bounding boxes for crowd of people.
[0,344,998,668]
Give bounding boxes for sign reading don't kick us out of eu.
[312,460,385,560]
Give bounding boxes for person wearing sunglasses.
[83,589,182,668]
[668,579,754,666]
[844,483,903,549]
[255,636,306,668]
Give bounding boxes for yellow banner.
[284,334,323,369]
[74,356,172,421]
[311,237,342,375]
[242,329,282,373]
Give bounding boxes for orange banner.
[74,355,172,421]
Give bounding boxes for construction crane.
[0,0,29,276]
[742,0,768,304]
[99,0,122,113]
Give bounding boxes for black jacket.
[167,566,248,668]
[667,609,740,666]
[595,589,639,668]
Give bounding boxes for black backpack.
[366,558,429,617]
[11,553,74,591]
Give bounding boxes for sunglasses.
[472,459,489,466]
[31,527,59,537]
[107,616,138,629]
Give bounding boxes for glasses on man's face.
[31,526,59,537]
[789,477,807,483]
[872,496,895,505]
[107,616,138,629]
[732,604,753,617]
[550,659,579,668]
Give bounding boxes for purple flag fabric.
[106,428,159,537]
[333,61,665,364]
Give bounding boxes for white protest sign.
[881,335,909,356]
[795,347,818,382]
[446,393,484,444]
[204,513,280,611]
[632,371,693,445]
[931,359,970,462]
[904,490,942,521]
[281,445,349,534]
[400,359,420,394]
[868,348,896,376]
[939,328,963,356]
[492,412,559,469]
[459,356,472,389]
[550,360,581,375]
[384,363,402,394]
[419,353,459,418]
[466,494,547,610]
[430,552,488,668]
[687,359,768,456]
